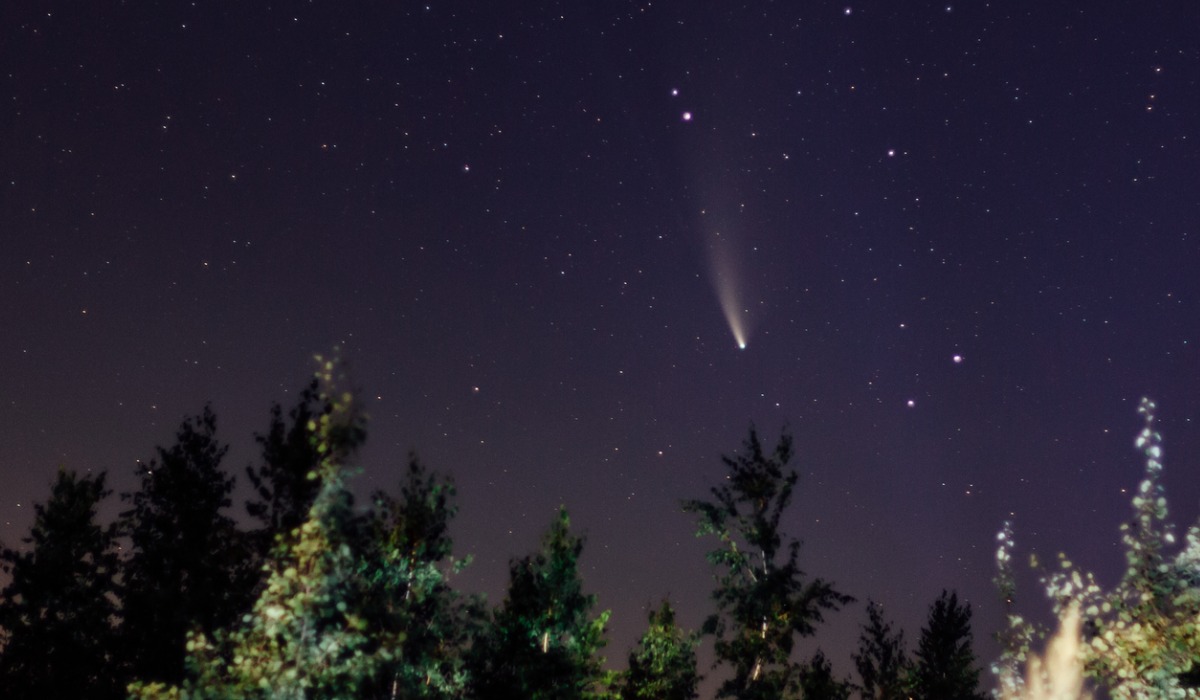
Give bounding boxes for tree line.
[0,358,988,699]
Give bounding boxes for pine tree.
[0,469,123,700]
[798,649,852,700]
[120,406,257,686]
[130,353,391,700]
[469,508,612,700]
[852,600,911,700]
[683,428,852,700]
[361,455,479,699]
[911,590,985,700]
[620,600,702,700]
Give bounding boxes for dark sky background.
[3,0,1199,692]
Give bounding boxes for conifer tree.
[619,600,701,700]
[245,379,329,551]
[362,455,479,699]
[0,470,123,700]
[911,590,985,700]
[469,508,612,700]
[852,601,911,700]
[683,428,852,700]
[120,406,257,686]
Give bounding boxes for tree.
[469,507,612,700]
[911,590,985,700]
[361,455,479,699]
[130,353,392,699]
[619,600,702,700]
[994,398,1200,699]
[245,379,329,552]
[0,469,123,700]
[683,428,853,700]
[852,600,911,700]
[798,650,852,700]
[120,405,258,686]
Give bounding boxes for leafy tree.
[852,600,911,700]
[620,600,702,700]
[0,469,123,700]
[130,354,391,700]
[683,428,853,700]
[469,507,613,700]
[119,405,258,686]
[911,590,986,700]
[995,398,1200,698]
[245,379,329,551]
[798,649,853,700]
[361,455,479,699]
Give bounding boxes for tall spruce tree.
[120,406,257,686]
[619,600,702,700]
[911,590,985,700]
[361,456,479,699]
[469,508,612,700]
[683,428,852,700]
[130,354,391,699]
[0,469,123,700]
[852,601,911,700]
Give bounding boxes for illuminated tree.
[619,600,701,700]
[361,456,480,699]
[683,428,852,700]
[0,470,123,700]
[995,398,1200,698]
[469,508,613,700]
[130,354,391,700]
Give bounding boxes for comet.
[707,229,749,350]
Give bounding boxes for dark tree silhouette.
[683,428,852,700]
[245,379,329,550]
[120,406,257,686]
[911,590,986,700]
[798,649,852,700]
[853,600,911,700]
[620,600,702,700]
[469,508,611,700]
[0,470,123,700]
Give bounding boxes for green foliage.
[995,398,1200,699]
[360,455,480,699]
[620,600,702,700]
[470,507,613,700]
[911,590,986,700]
[683,428,853,700]
[798,649,853,700]
[852,600,912,700]
[0,470,123,700]
[130,354,392,700]
[120,405,258,686]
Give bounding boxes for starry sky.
[3,1,1199,691]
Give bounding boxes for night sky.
[3,1,1200,692]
